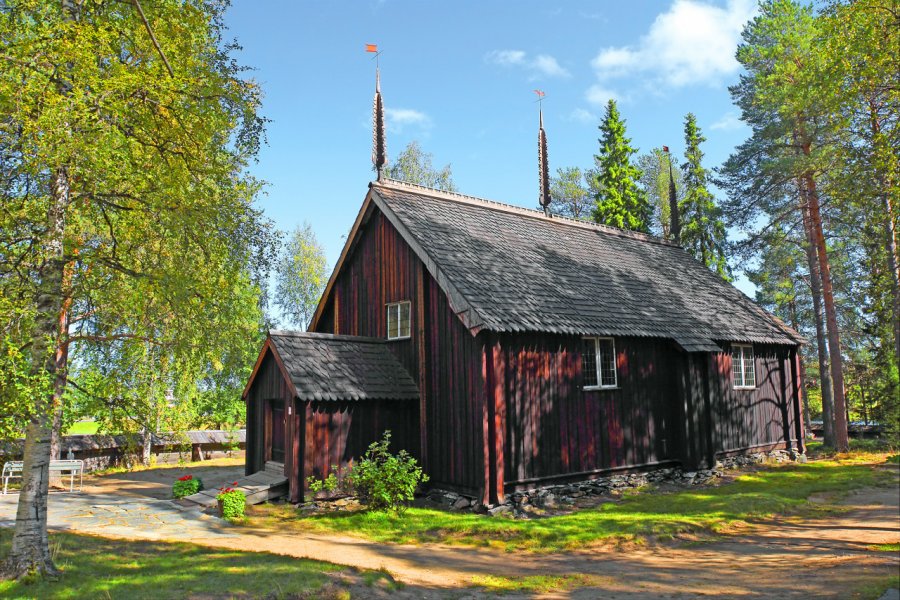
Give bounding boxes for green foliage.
[385,141,457,191]
[0,0,275,443]
[307,464,353,496]
[0,310,47,442]
[637,148,683,239]
[273,222,328,329]
[172,475,203,499]
[348,431,428,513]
[679,114,731,280]
[591,100,649,233]
[216,487,246,520]
[721,0,899,435]
[549,167,593,220]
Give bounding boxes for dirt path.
[4,460,897,598]
[191,481,900,599]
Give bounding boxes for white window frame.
[386,301,411,341]
[583,336,618,390]
[732,344,756,389]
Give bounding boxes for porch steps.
[182,462,288,508]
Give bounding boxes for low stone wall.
[425,449,800,517]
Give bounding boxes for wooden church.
[243,71,806,505]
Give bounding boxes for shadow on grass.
[0,529,343,599]
[251,458,897,553]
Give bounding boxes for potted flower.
[172,474,203,499]
[216,481,246,520]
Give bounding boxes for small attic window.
[386,301,411,340]
[732,344,756,389]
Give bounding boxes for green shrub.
[306,463,354,497]
[216,484,246,520]
[172,474,203,498]
[349,431,428,513]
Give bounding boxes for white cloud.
[710,111,745,131]
[590,0,756,88]
[585,85,619,107]
[485,49,570,79]
[384,108,432,134]
[531,55,569,78]
[568,108,597,123]
[485,49,526,67]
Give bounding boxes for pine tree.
[722,0,848,450]
[680,114,731,279]
[592,100,649,232]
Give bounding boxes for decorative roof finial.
[663,145,680,243]
[535,90,551,217]
[368,44,386,181]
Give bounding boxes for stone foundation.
[294,449,801,515]
[424,449,800,516]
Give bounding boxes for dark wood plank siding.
[327,210,421,375]
[500,334,680,486]
[303,400,416,492]
[711,344,798,454]
[423,276,485,493]
[312,208,486,493]
[245,351,293,476]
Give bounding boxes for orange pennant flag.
[533,89,545,98]
[366,44,378,53]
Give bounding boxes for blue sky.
[225,0,757,294]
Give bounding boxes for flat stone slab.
[0,492,239,541]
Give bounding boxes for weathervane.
[535,90,551,217]
[368,44,386,180]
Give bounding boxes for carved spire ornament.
[371,65,387,181]
[663,145,680,243]
[536,91,551,217]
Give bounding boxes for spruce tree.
[680,113,731,279]
[592,100,649,232]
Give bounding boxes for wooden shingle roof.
[365,180,802,349]
[267,331,419,401]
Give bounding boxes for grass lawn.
[64,421,100,435]
[0,529,356,600]
[248,455,897,553]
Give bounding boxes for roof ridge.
[269,330,386,344]
[372,178,680,248]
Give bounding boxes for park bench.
[2,459,84,494]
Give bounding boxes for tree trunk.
[2,167,69,580]
[804,171,849,451]
[869,101,900,369]
[882,192,900,367]
[788,301,811,437]
[142,426,153,467]
[800,179,835,447]
[49,263,73,461]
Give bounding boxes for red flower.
[178,475,193,481]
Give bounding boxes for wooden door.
[270,400,285,463]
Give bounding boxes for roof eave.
[242,336,300,401]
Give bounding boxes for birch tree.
[0,0,273,578]
[274,223,328,329]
